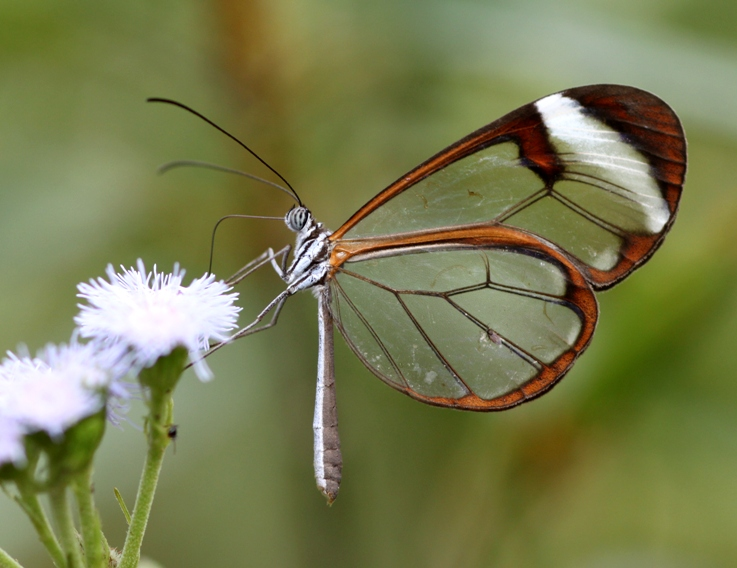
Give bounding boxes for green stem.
[49,486,84,568]
[14,479,66,568]
[0,547,23,568]
[72,466,109,568]
[118,393,173,568]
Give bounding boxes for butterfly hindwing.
[329,226,598,410]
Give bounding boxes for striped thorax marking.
[284,207,332,293]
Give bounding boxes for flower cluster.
[0,261,241,470]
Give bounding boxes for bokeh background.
[1,1,737,566]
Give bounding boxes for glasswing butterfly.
[152,84,686,503]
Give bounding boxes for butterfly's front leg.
[227,245,291,286]
[263,244,292,281]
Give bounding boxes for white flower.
[5,367,100,437]
[40,340,134,424]
[0,339,132,466]
[75,260,241,380]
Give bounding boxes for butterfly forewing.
[331,85,686,290]
[329,226,598,410]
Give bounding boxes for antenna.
[148,98,303,206]
[158,160,298,203]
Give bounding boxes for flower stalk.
[14,471,66,568]
[72,465,109,568]
[0,547,23,568]
[119,348,186,568]
[49,485,84,568]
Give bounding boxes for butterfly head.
[285,206,311,233]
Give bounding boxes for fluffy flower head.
[75,260,241,380]
[0,339,131,466]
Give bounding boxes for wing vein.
[550,191,628,237]
[394,293,473,395]
[442,294,544,371]
[331,277,408,388]
[494,187,549,224]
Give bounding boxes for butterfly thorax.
[283,207,332,293]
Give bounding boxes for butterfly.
[152,84,686,503]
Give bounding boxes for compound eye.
[286,207,310,231]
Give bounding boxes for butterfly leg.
[211,264,324,358]
[267,244,292,279]
[227,245,291,286]
[314,286,342,504]
[205,290,290,357]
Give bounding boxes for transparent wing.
[328,226,597,410]
[331,85,686,289]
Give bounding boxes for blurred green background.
[1,1,737,566]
